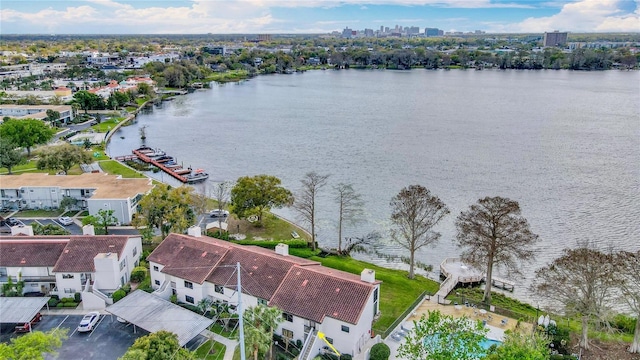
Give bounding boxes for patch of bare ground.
[568,336,640,360]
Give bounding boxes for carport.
[0,297,50,331]
[105,290,213,346]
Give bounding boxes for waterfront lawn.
[226,214,309,242]
[204,70,249,83]
[194,340,226,359]
[309,255,439,335]
[91,118,124,132]
[99,160,148,178]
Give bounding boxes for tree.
[37,143,92,174]
[231,175,293,226]
[485,330,550,360]
[293,172,329,251]
[616,250,640,353]
[82,209,118,235]
[398,310,487,360]
[340,231,380,256]
[73,90,103,114]
[119,330,194,360]
[132,184,197,238]
[455,196,538,305]
[243,305,283,360]
[0,329,68,360]
[334,183,364,253]
[0,118,55,156]
[532,246,617,350]
[0,137,25,174]
[32,223,70,235]
[369,343,391,360]
[390,185,449,279]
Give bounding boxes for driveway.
[0,314,147,360]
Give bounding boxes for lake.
[107,69,640,305]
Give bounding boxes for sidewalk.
[200,329,238,360]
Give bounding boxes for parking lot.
[1,217,83,235]
[0,313,210,359]
[1,314,146,360]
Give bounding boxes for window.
[64,288,76,293]
[341,325,350,333]
[170,281,176,289]
[133,247,137,256]
[185,295,194,304]
[51,189,56,193]
[184,281,193,289]
[282,329,293,339]
[214,285,224,294]
[155,280,160,286]
[283,313,293,322]
[326,337,334,344]
[153,265,159,271]
[119,260,126,271]
[257,298,267,306]
[62,274,74,279]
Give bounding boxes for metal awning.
[0,297,50,323]
[106,290,213,346]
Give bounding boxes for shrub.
[369,343,390,360]
[612,314,636,334]
[61,297,73,303]
[74,292,81,302]
[112,289,126,302]
[48,298,59,307]
[339,355,352,360]
[64,302,78,308]
[130,266,147,283]
[122,283,131,293]
[170,294,178,304]
[56,303,65,308]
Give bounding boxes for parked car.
[15,312,42,333]
[209,209,229,218]
[6,218,21,227]
[58,216,73,226]
[77,312,100,332]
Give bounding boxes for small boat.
[154,156,174,163]
[185,169,209,183]
[173,168,192,175]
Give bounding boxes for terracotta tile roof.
[52,236,131,273]
[147,234,229,284]
[0,238,68,267]
[269,265,374,325]
[206,244,317,301]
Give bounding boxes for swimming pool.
[479,338,503,350]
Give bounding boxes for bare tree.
[532,246,617,351]
[616,250,640,353]
[293,172,329,251]
[212,181,232,213]
[390,185,449,279]
[340,231,380,256]
[334,183,365,253]
[455,196,538,305]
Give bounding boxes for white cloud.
[511,0,640,32]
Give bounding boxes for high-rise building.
[425,28,442,37]
[543,31,568,47]
[364,28,374,37]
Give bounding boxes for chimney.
[188,226,201,237]
[361,269,375,283]
[82,224,95,236]
[11,225,34,236]
[275,243,289,256]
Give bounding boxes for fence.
[381,290,432,339]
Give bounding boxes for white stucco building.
[0,173,154,225]
[148,231,381,357]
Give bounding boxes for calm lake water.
[108,69,640,305]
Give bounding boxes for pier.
[131,146,209,184]
[432,258,484,303]
[132,147,188,183]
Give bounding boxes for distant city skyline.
[0,0,638,35]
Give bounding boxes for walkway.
[432,258,484,303]
[200,329,238,360]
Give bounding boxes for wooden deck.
[432,258,484,303]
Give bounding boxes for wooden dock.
[114,155,138,161]
[132,147,189,183]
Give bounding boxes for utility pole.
[237,262,246,360]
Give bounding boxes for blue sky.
[1,0,638,34]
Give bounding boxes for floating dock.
[131,146,209,184]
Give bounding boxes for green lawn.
[0,160,40,174]
[194,340,226,360]
[98,160,148,178]
[91,118,124,133]
[208,323,238,339]
[309,255,439,335]
[204,70,250,83]
[227,214,309,242]
[15,208,66,217]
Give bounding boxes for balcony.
[0,275,56,283]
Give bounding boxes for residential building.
[0,173,154,225]
[0,234,142,309]
[148,231,380,356]
[0,105,74,123]
[544,31,568,47]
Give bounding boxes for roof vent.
[275,243,289,256]
[302,280,308,286]
[187,226,202,237]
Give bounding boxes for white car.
[209,209,230,218]
[58,216,73,226]
[77,312,100,332]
